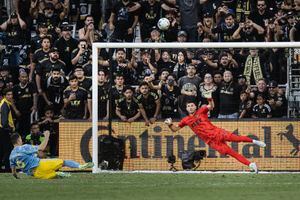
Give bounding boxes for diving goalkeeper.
[164,94,266,173]
[9,131,93,179]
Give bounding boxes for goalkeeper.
[9,131,93,179]
[164,93,266,173]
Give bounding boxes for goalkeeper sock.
[63,160,80,168]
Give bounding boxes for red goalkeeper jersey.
[178,105,220,143]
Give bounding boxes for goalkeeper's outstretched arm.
[164,118,181,132]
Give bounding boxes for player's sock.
[249,162,258,174]
[63,160,80,168]
[79,162,94,169]
[253,140,266,147]
[56,172,71,178]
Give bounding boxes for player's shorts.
[33,159,64,179]
[207,129,232,155]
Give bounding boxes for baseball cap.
[237,74,246,80]
[177,30,187,37]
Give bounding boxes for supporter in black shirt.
[35,3,62,40]
[116,86,140,122]
[139,0,163,41]
[109,48,136,85]
[212,13,239,42]
[111,74,126,118]
[0,11,27,46]
[30,22,50,53]
[218,71,241,119]
[252,94,272,118]
[248,0,274,28]
[30,36,51,82]
[54,25,79,75]
[71,39,91,69]
[63,75,88,119]
[137,82,160,126]
[156,50,175,75]
[160,74,180,118]
[232,19,265,42]
[132,50,157,84]
[73,65,92,91]
[13,71,37,136]
[267,81,287,118]
[44,67,68,115]
[239,91,253,118]
[36,47,66,95]
[88,70,109,120]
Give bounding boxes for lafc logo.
[277,124,300,156]
[71,100,80,106]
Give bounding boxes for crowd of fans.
[0,0,299,171]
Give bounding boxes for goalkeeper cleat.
[79,162,94,170]
[249,162,258,174]
[56,172,71,178]
[253,140,266,148]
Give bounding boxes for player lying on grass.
[164,95,266,173]
[9,131,93,179]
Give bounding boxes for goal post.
[92,42,300,173]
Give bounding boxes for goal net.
[88,42,300,173]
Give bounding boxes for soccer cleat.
[253,140,266,147]
[249,162,258,174]
[56,172,71,178]
[79,162,94,170]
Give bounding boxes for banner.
[59,121,300,171]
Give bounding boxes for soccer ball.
[157,18,170,31]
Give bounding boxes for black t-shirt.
[5,23,26,45]
[239,100,253,118]
[218,81,241,115]
[116,97,140,119]
[240,28,264,42]
[160,84,180,118]
[248,10,274,27]
[12,82,37,113]
[112,1,138,38]
[88,83,109,119]
[32,49,49,64]
[63,86,88,119]
[37,13,60,38]
[71,48,91,67]
[139,1,161,27]
[268,93,287,118]
[44,76,68,107]
[78,77,92,91]
[173,63,187,80]
[136,61,155,83]
[137,92,159,118]
[54,37,79,74]
[176,0,200,29]
[252,104,271,118]
[212,23,239,42]
[36,58,66,80]
[294,22,300,41]
[110,60,137,85]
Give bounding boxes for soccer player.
[164,95,266,173]
[9,131,93,179]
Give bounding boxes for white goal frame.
[92,42,300,173]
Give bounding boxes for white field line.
[92,170,300,174]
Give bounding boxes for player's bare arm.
[38,130,50,151]
[164,118,181,132]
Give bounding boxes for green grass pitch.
[0,173,300,200]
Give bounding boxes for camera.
[181,150,206,170]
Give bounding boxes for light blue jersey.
[9,144,40,175]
